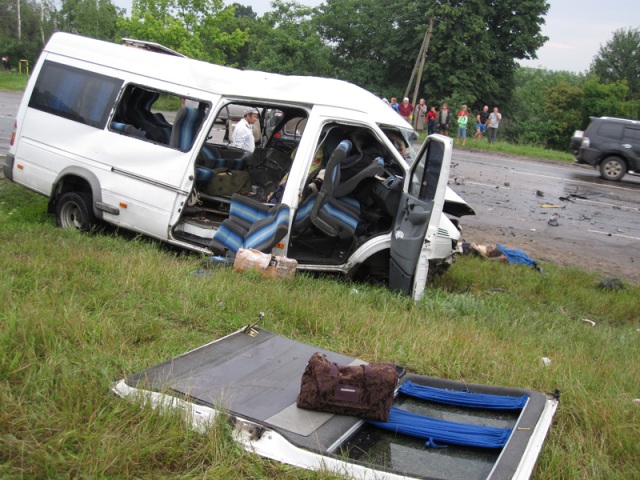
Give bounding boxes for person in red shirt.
[427,106,437,135]
[398,97,413,123]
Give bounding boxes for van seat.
[211,194,290,255]
[170,106,203,152]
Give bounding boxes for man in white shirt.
[231,107,258,152]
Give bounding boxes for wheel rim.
[603,160,622,178]
[59,202,84,229]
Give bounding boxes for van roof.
[45,33,409,130]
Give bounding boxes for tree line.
[2,0,639,151]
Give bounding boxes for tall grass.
[1,174,639,478]
[0,71,29,92]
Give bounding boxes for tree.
[246,0,335,77]
[117,0,248,65]
[317,0,549,107]
[591,28,640,99]
[0,0,57,68]
[57,0,122,40]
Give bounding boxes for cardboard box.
[233,248,298,280]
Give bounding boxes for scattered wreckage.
[113,326,558,480]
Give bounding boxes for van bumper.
[2,153,15,181]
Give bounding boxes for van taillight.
[10,121,16,145]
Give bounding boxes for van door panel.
[389,135,452,301]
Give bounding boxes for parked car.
[4,32,474,301]
[572,116,640,181]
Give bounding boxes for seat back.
[170,106,202,151]
[125,88,166,142]
[310,139,352,236]
[244,203,291,252]
[210,194,291,255]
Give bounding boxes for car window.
[623,127,640,144]
[283,117,306,137]
[597,122,623,140]
[29,60,123,129]
[110,84,208,150]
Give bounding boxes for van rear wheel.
[56,192,95,231]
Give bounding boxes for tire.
[56,192,96,231]
[599,156,627,181]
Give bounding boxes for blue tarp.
[496,244,536,266]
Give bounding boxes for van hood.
[444,186,475,217]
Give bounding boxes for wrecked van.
[3,33,474,301]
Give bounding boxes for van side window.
[111,84,208,151]
[29,61,123,129]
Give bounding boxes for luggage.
[202,168,252,196]
[296,352,397,422]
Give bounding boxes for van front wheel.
[56,192,95,231]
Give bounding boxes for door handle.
[622,144,632,148]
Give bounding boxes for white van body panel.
[5,32,474,297]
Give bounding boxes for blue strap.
[399,381,528,410]
[368,407,512,449]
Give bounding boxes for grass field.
[0,174,638,479]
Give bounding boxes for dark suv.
[572,117,640,181]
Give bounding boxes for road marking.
[512,169,638,193]
[588,230,640,241]
[466,181,496,188]
[577,198,639,211]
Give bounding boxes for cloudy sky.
[113,0,640,73]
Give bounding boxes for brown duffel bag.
[296,352,398,422]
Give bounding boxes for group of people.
[387,97,503,145]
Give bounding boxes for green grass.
[0,71,29,92]
[416,131,574,162]
[1,177,638,479]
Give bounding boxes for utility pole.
[17,0,22,41]
[411,17,434,108]
[403,24,431,100]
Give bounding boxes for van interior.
[109,84,414,273]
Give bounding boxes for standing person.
[437,103,451,136]
[398,97,413,123]
[413,98,427,133]
[487,106,502,144]
[230,107,259,153]
[456,105,469,145]
[390,97,400,113]
[1,56,9,71]
[427,106,437,135]
[474,105,489,141]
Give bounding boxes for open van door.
[389,134,452,301]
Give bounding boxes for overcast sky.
[113,0,639,73]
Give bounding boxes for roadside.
[448,148,640,285]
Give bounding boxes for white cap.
[244,107,258,116]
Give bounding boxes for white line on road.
[578,198,639,212]
[588,230,640,241]
[512,169,638,193]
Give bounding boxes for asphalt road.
[2,89,638,282]
[449,148,640,283]
[0,91,21,157]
